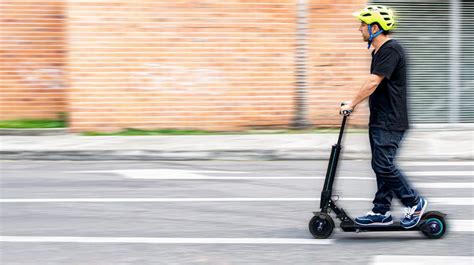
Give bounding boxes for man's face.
[359,22,370,41]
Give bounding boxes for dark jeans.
[369,127,419,215]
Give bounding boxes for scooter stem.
[319,115,348,210]
[337,115,348,146]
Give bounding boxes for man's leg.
[354,128,396,226]
[369,127,394,215]
[370,127,419,209]
[372,178,395,215]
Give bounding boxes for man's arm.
[340,74,384,114]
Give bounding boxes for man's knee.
[371,158,397,176]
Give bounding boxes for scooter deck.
[341,221,419,232]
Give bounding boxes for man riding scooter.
[340,5,427,229]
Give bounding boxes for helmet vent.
[380,12,389,16]
[363,13,371,17]
[387,22,393,26]
[384,17,391,21]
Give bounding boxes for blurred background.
[1,0,472,133]
[1,2,473,265]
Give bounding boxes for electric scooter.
[308,104,447,239]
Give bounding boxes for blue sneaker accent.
[355,211,393,226]
[401,197,428,229]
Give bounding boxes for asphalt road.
[1,160,473,265]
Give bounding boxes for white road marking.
[407,171,473,177]
[0,236,334,245]
[370,255,474,265]
[400,161,474,166]
[0,197,353,203]
[414,182,474,189]
[451,220,474,232]
[69,169,326,180]
[0,220,472,246]
[70,169,247,179]
[68,169,473,180]
[122,175,373,180]
[1,197,472,205]
[62,169,474,188]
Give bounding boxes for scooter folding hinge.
[319,190,331,209]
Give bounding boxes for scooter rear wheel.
[419,211,447,239]
[309,212,335,239]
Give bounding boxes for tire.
[419,211,447,239]
[309,212,335,239]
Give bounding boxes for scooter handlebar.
[340,102,353,117]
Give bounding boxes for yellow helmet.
[353,5,396,31]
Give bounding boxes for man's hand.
[340,101,354,116]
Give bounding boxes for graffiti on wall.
[15,62,65,89]
[131,63,227,95]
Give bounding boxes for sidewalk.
[1,128,472,161]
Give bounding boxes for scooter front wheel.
[309,212,335,239]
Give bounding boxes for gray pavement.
[1,127,473,161]
[1,160,473,265]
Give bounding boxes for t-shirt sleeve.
[371,47,400,80]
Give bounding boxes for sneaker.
[355,211,393,226]
[401,197,428,229]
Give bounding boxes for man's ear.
[372,23,381,33]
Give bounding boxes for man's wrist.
[349,101,356,110]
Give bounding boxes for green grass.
[0,119,66,129]
[81,127,368,136]
[82,128,216,136]
[0,118,367,135]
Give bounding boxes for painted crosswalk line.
[0,197,473,205]
[400,161,474,166]
[0,236,334,245]
[68,169,474,180]
[370,255,473,265]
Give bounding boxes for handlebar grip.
[342,110,352,116]
[340,102,353,116]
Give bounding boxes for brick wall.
[1,0,372,132]
[0,0,67,120]
[308,0,370,128]
[66,0,298,132]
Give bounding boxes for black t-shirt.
[369,39,409,131]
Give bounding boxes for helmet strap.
[367,24,384,49]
